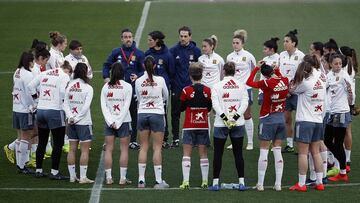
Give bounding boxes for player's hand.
[130,74,138,82]
[110,122,117,129]
[257,60,265,67]
[68,117,75,125]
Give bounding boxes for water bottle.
[221,183,239,189]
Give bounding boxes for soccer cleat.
[154,180,169,189]
[327,167,340,177]
[79,177,94,184]
[238,184,247,191]
[179,181,190,189]
[282,146,295,153]
[17,166,35,175]
[208,184,220,191]
[253,184,264,191]
[171,140,180,148]
[246,143,253,150]
[273,184,282,191]
[328,174,349,182]
[35,171,48,178]
[129,142,140,150]
[226,144,233,150]
[346,162,351,173]
[70,176,79,183]
[314,183,325,191]
[105,178,114,185]
[119,178,132,185]
[322,177,328,184]
[4,145,15,164]
[201,181,208,189]
[49,173,69,180]
[26,159,36,168]
[305,178,316,186]
[62,144,70,153]
[138,180,146,188]
[289,183,307,192]
[162,141,170,149]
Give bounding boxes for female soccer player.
[279,29,305,153]
[324,54,353,182]
[179,62,212,189]
[12,51,36,174]
[226,30,256,150]
[209,62,248,191]
[65,40,93,79]
[289,59,326,192]
[199,35,224,89]
[246,61,288,191]
[47,31,67,70]
[135,56,169,188]
[100,62,132,185]
[64,63,94,184]
[28,61,72,179]
[145,30,174,148]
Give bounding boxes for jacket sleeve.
[246,66,266,89]
[114,84,132,128]
[136,51,145,77]
[84,56,93,79]
[74,86,93,123]
[22,73,35,110]
[63,86,74,119]
[59,75,70,102]
[162,78,169,103]
[237,85,249,116]
[100,85,115,126]
[343,74,354,105]
[180,88,187,112]
[27,74,41,97]
[211,86,225,116]
[206,87,212,112]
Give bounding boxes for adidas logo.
[70,82,81,92]
[141,79,157,87]
[313,80,323,90]
[274,81,288,91]
[223,79,239,89]
[223,92,230,98]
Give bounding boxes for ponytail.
[17,51,34,71]
[73,63,90,84]
[303,54,320,70]
[144,55,155,83]
[293,61,312,86]
[109,62,124,86]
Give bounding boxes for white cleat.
[70,176,79,183]
[106,178,114,185]
[119,178,132,185]
[226,144,233,150]
[253,184,264,191]
[273,184,282,191]
[79,177,94,184]
[154,180,169,189]
[246,143,253,150]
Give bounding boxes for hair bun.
[271,37,279,42]
[49,31,60,39]
[233,29,247,42]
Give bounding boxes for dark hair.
[203,35,218,51]
[189,62,203,81]
[144,55,155,83]
[149,31,165,47]
[303,54,320,70]
[17,51,34,71]
[121,28,132,36]
[69,40,82,50]
[31,39,47,50]
[329,53,343,65]
[73,63,89,84]
[260,63,273,78]
[223,62,235,76]
[263,37,279,53]
[34,45,50,60]
[109,62,124,86]
[293,61,312,86]
[178,26,192,36]
[49,31,66,47]
[62,60,73,74]
[340,46,358,74]
[312,42,324,56]
[324,38,338,52]
[285,29,298,47]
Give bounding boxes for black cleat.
[49,173,69,180]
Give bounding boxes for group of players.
[5,26,358,191]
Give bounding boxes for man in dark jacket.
[169,26,201,147]
[102,28,145,150]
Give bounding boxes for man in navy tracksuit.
[102,28,145,150]
[145,30,175,148]
[169,26,201,147]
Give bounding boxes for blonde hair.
[49,31,66,47]
[233,29,247,43]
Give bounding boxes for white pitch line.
[1,182,360,191]
[134,1,151,47]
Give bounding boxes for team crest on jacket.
[223,80,239,89]
[213,59,217,64]
[189,55,194,61]
[294,56,298,60]
[131,56,136,61]
[158,59,163,65]
[242,57,246,61]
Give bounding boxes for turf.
[0,1,359,203]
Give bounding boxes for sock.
[273,147,284,186]
[213,178,219,186]
[182,156,191,182]
[316,172,323,184]
[239,177,245,185]
[299,174,306,186]
[68,164,76,178]
[287,138,293,148]
[200,158,209,182]
[9,139,17,150]
[15,140,20,166]
[154,165,162,183]
[31,144,38,154]
[80,165,88,179]
[328,151,334,164]
[19,140,29,168]
[309,153,316,180]
[345,149,351,163]
[320,151,328,178]
[257,149,268,186]
[120,167,127,180]
[105,169,112,179]
[138,163,146,182]
[244,119,254,144]
[64,134,69,145]
[51,169,59,176]
[340,169,346,175]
